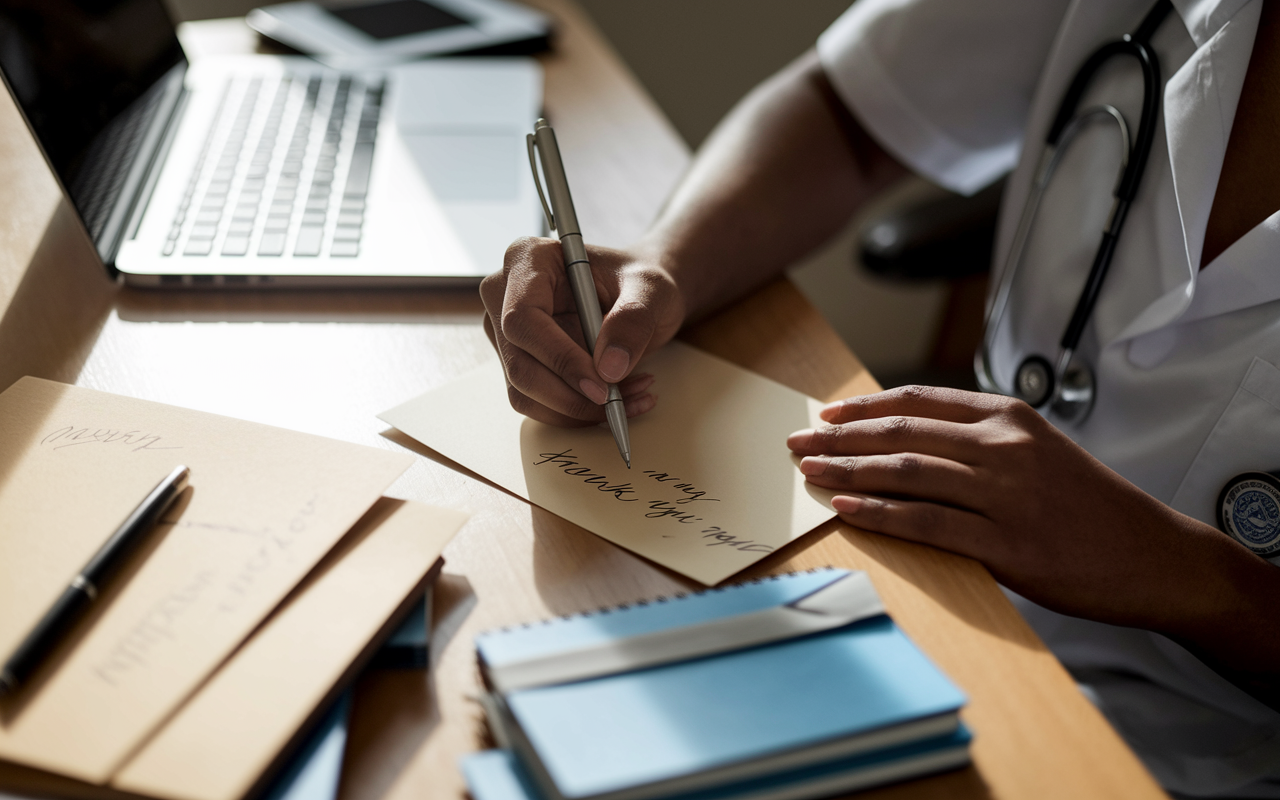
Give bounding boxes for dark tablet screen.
[330,0,473,40]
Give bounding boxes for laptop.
[0,1,543,287]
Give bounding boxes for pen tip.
[625,456,631,469]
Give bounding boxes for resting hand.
[481,237,685,426]
[785,385,1243,633]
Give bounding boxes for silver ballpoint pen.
[527,118,632,468]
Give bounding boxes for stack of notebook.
[0,377,468,800]
[464,568,971,800]
[260,591,434,800]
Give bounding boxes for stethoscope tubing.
[974,0,1171,420]
[975,106,1130,395]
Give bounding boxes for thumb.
[594,284,659,384]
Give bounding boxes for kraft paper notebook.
[380,342,838,585]
[0,377,412,783]
[115,498,468,800]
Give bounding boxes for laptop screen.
[0,0,185,235]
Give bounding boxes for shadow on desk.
[529,504,694,619]
[0,200,116,393]
[856,765,993,800]
[116,284,486,325]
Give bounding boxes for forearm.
[634,49,906,322]
[1158,521,1280,709]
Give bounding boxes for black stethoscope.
[975,0,1173,424]
[974,0,1278,561]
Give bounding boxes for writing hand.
[480,237,685,426]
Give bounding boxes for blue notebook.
[474,569,968,800]
[464,727,973,800]
[261,691,352,800]
[371,590,432,669]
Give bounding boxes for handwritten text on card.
[532,448,773,553]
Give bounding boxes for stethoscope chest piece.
[1015,356,1054,407]
[1014,355,1095,424]
[1217,471,1280,559]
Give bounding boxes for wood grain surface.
[0,2,1166,799]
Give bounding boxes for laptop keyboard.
[163,72,383,260]
[71,77,170,244]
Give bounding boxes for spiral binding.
[481,565,838,637]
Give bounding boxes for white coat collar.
[1170,0,1255,46]
[1115,0,1262,345]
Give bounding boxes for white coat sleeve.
[817,0,1073,196]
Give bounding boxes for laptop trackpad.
[401,131,518,202]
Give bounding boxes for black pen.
[0,465,190,697]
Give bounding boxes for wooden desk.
[0,2,1165,799]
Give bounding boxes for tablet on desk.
[248,0,552,66]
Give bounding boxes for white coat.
[819,0,1280,795]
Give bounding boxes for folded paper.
[380,342,837,584]
[0,377,411,782]
[115,498,467,800]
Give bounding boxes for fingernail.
[799,457,827,476]
[832,495,864,514]
[820,400,845,421]
[625,392,656,417]
[623,373,656,394]
[598,346,631,383]
[579,379,608,405]
[787,428,814,450]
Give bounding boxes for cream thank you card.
[380,341,837,585]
